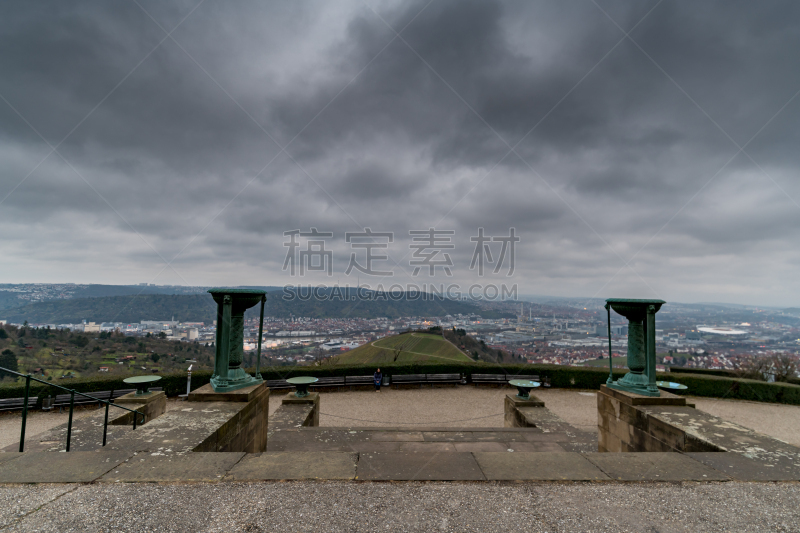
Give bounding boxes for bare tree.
[735,357,771,381]
[770,353,799,382]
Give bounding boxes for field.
[329,332,473,365]
[581,356,628,368]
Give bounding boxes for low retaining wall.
[504,394,545,427]
[111,391,167,426]
[189,383,270,453]
[597,385,720,453]
[271,392,320,430]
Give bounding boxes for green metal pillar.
[605,303,613,385]
[255,295,266,379]
[208,288,266,393]
[605,298,665,397]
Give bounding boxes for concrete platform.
[686,452,800,481]
[584,452,731,481]
[357,451,485,480]
[0,453,23,466]
[474,452,610,481]
[226,451,357,480]
[267,426,597,454]
[98,452,245,483]
[2,448,799,483]
[0,451,132,483]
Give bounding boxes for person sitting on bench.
[373,368,382,392]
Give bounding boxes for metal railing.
[0,366,145,452]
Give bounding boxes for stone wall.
[190,383,270,453]
[110,391,167,426]
[597,385,720,453]
[270,392,320,430]
[504,394,545,427]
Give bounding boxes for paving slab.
[0,453,23,466]
[453,442,509,452]
[686,452,800,481]
[469,431,528,442]
[506,442,565,453]
[357,452,485,480]
[369,431,424,442]
[398,442,457,453]
[348,441,404,452]
[0,451,132,483]
[225,452,357,480]
[98,452,245,483]
[267,433,352,452]
[560,441,599,454]
[584,452,730,481]
[521,431,574,442]
[474,452,610,481]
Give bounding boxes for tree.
[70,335,89,347]
[736,357,771,381]
[0,328,8,339]
[770,353,798,382]
[151,353,160,363]
[0,349,19,379]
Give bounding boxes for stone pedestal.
[187,382,270,453]
[269,392,320,430]
[598,384,689,452]
[504,393,545,428]
[111,391,166,426]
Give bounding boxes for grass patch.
[330,332,472,365]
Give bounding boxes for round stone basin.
[656,380,688,391]
[286,376,319,398]
[508,379,541,400]
[123,375,162,396]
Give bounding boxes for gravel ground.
[317,387,599,431]
[1,481,798,532]
[0,407,98,450]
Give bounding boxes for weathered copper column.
[605,298,664,397]
[209,288,266,393]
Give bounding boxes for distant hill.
[0,284,283,311]
[329,331,473,365]
[0,289,509,323]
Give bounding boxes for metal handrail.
[0,366,146,452]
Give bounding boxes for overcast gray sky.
[1,0,798,307]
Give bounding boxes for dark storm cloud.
[0,0,798,305]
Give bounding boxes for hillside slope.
[0,289,509,323]
[328,332,473,365]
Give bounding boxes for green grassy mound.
[329,332,472,365]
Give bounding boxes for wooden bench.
[265,379,292,390]
[111,389,136,400]
[310,376,345,391]
[425,373,462,385]
[55,390,114,411]
[0,397,38,412]
[470,374,508,384]
[392,374,427,388]
[508,374,540,382]
[345,375,374,390]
